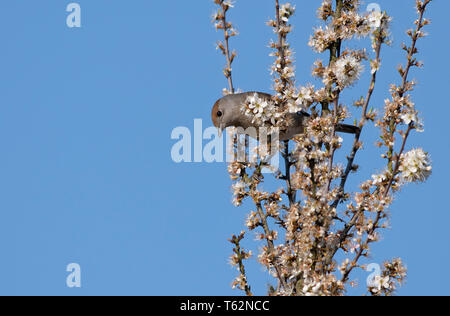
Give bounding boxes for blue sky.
[0,0,447,296]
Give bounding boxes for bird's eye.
[217,111,223,117]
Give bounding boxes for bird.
[211,91,360,141]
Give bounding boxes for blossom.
[401,111,424,132]
[317,0,332,21]
[288,85,315,113]
[304,281,322,296]
[309,26,337,53]
[334,55,364,88]
[297,85,314,104]
[280,3,295,22]
[370,59,381,75]
[222,0,234,9]
[367,10,391,33]
[399,148,432,183]
[228,161,243,180]
[245,211,260,230]
[367,10,384,29]
[371,172,388,186]
[232,181,246,206]
[242,93,280,127]
[370,276,390,294]
[231,274,248,291]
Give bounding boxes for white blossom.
[223,0,235,8]
[232,181,246,206]
[401,111,424,132]
[334,55,364,88]
[399,148,432,183]
[371,172,388,185]
[309,26,337,53]
[367,10,391,32]
[242,93,280,127]
[288,85,315,113]
[367,11,384,29]
[370,276,390,294]
[280,3,295,22]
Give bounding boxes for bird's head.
[212,92,273,137]
[211,97,231,137]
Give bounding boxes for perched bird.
[211,91,359,141]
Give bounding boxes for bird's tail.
[336,123,360,135]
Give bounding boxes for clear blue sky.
[0,0,447,296]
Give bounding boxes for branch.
[215,0,237,93]
[324,0,343,192]
[330,0,432,277]
[341,125,412,283]
[229,232,253,296]
[255,202,288,291]
[331,31,384,209]
[274,0,297,206]
[275,0,288,89]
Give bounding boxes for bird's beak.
[218,124,224,138]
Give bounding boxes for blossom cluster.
[212,0,433,296]
[268,3,297,102]
[241,93,281,128]
[400,148,432,183]
[368,259,407,296]
[309,4,392,53]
